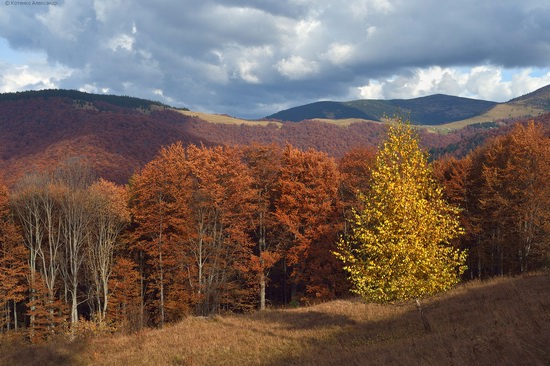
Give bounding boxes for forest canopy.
[0,118,548,342]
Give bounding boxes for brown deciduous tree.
[242,144,282,310]
[478,121,549,274]
[274,145,346,303]
[108,257,141,332]
[439,121,550,278]
[338,146,377,235]
[130,143,257,321]
[0,181,26,333]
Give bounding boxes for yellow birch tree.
[335,116,467,305]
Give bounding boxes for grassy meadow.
[1,272,549,366]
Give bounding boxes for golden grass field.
[174,109,282,127]
[424,102,547,133]
[2,272,549,366]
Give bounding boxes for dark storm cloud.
[1,0,550,118]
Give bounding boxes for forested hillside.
[0,90,537,186]
[0,114,548,343]
[0,95,208,185]
[0,90,548,347]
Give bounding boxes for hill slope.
[267,94,497,124]
[0,92,208,185]
[508,84,550,109]
[2,272,549,365]
[267,84,550,125]
[0,89,546,186]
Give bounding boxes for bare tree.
[86,179,129,325]
[54,159,96,327]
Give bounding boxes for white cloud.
[0,61,73,93]
[276,56,319,79]
[357,66,550,102]
[238,60,260,83]
[324,43,354,65]
[107,34,135,52]
[359,81,384,99]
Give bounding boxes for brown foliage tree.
[129,143,257,321]
[438,121,550,278]
[274,145,347,302]
[107,257,141,332]
[241,144,282,310]
[0,182,26,333]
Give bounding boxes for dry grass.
[307,118,381,127]
[173,109,282,127]
[426,103,547,132]
[2,272,549,366]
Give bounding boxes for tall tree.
[130,143,257,319]
[86,179,130,325]
[0,182,26,333]
[275,145,344,302]
[11,173,68,339]
[242,144,282,310]
[129,147,186,326]
[183,145,256,315]
[10,174,50,338]
[54,159,96,328]
[335,117,466,308]
[472,121,550,275]
[433,155,479,278]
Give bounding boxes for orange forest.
[0,120,548,342]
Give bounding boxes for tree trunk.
[13,300,18,331]
[260,273,266,311]
[415,299,432,333]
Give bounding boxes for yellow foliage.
[335,116,467,302]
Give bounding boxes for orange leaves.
[129,143,258,317]
[89,179,130,222]
[434,120,550,278]
[473,121,549,275]
[274,145,346,301]
[0,181,27,333]
[107,257,142,331]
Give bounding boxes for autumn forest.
[0,93,549,344]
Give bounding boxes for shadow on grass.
[0,337,90,366]
[253,309,359,330]
[264,273,550,366]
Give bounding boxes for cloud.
[0,59,73,93]
[276,56,319,79]
[358,66,550,102]
[1,0,550,118]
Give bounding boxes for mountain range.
[266,85,550,126]
[0,86,549,186]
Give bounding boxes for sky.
[1,0,550,119]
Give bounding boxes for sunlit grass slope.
[2,272,549,366]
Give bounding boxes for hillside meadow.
[1,272,549,366]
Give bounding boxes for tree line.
[0,119,548,342]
